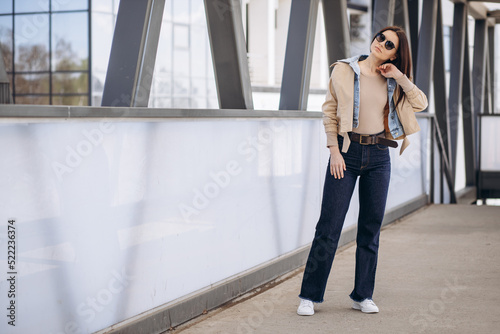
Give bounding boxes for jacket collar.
[336,54,369,76]
[337,54,397,90]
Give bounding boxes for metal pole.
[448,2,467,182]
[322,0,350,69]
[204,0,253,109]
[279,0,319,111]
[433,0,451,176]
[415,0,437,100]
[102,0,165,107]
[372,0,395,35]
[462,22,477,187]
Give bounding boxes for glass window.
[92,0,113,13]
[52,95,88,106]
[15,14,50,71]
[52,72,88,94]
[173,97,190,108]
[163,0,173,21]
[15,0,49,13]
[173,24,189,49]
[173,0,189,23]
[15,95,49,104]
[191,25,207,77]
[0,16,13,72]
[0,1,13,14]
[51,0,88,12]
[173,77,189,95]
[155,22,172,73]
[15,73,49,94]
[153,74,172,96]
[91,12,114,77]
[192,97,207,109]
[52,12,88,71]
[151,97,171,108]
[112,0,120,14]
[173,49,189,76]
[191,78,206,96]
[191,0,205,19]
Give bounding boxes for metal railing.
[417,113,457,204]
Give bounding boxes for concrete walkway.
[169,204,500,334]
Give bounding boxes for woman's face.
[370,30,399,62]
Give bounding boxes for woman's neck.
[360,54,385,75]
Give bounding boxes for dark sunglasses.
[375,33,396,51]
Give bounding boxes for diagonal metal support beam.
[102,0,165,107]
[393,0,412,76]
[472,19,488,161]
[322,0,350,69]
[448,2,467,181]
[488,26,495,114]
[393,0,410,35]
[462,22,477,186]
[204,0,253,109]
[415,0,437,101]
[484,52,491,114]
[279,0,319,111]
[407,0,419,77]
[433,0,451,171]
[373,0,396,34]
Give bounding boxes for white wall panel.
[0,117,426,333]
[481,116,500,171]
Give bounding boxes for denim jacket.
[322,54,428,155]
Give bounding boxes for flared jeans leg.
[349,152,391,302]
[299,160,358,303]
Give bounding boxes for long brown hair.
[371,26,412,109]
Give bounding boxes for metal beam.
[473,19,488,167]
[488,26,495,113]
[433,0,452,172]
[322,0,350,68]
[484,52,492,114]
[372,0,396,34]
[393,0,412,76]
[204,0,253,109]
[279,0,319,111]
[415,0,438,105]
[448,2,467,181]
[394,0,410,35]
[473,19,488,117]
[462,22,477,187]
[102,0,165,107]
[468,2,489,20]
[408,0,419,78]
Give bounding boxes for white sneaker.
[297,299,314,316]
[352,299,379,313]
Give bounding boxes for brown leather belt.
[348,132,398,148]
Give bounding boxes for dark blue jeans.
[299,135,391,303]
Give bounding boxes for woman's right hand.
[329,146,346,179]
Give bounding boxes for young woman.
[297,26,428,315]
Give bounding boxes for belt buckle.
[359,134,370,145]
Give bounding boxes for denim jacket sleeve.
[322,66,340,147]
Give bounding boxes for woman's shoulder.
[330,62,353,80]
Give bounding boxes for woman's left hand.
[378,63,403,79]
